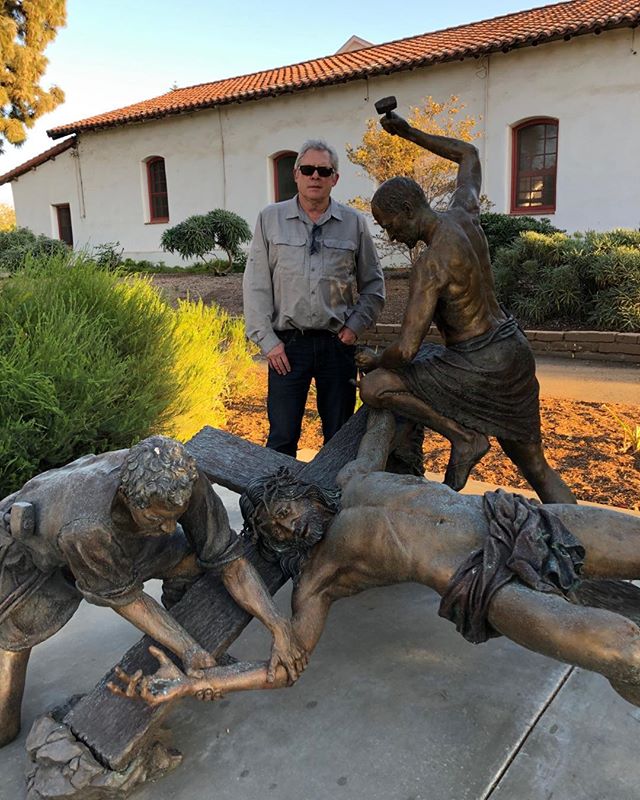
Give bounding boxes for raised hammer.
[374,95,397,117]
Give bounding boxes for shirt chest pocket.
[322,238,356,279]
[271,236,306,274]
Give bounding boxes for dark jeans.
[266,329,357,457]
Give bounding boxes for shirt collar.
[285,195,343,223]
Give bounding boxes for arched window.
[511,118,558,214]
[146,157,169,222]
[273,151,297,202]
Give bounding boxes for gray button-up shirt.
[243,196,385,355]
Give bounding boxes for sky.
[0,0,540,205]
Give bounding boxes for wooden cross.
[63,409,369,771]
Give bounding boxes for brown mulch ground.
[152,273,640,511]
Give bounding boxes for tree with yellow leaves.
[0,1,66,153]
[0,203,16,231]
[347,96,485,264]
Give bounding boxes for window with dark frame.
[511,119,558,215]
[55,204,73,246]
[146,157,169,222]
[273,151,298,202]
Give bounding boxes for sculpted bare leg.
[360,369,489,490]
[0,648,31,746]
[497,437,576,504]
[487,583,640,705]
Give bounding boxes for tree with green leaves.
[0,0,66,153]
[161,209,252,274]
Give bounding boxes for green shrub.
[0,227,69,272]
[0,253,257,495]
[167,300,257,441]
[93,241,124,271]
[493,229,640,331]
[480,213,562,262]
[161,209,252,274]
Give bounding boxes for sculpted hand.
[269,621,309,684]
[355,347,380,373]
[183,644,217,675]
[380,112,411,137]
[107,646,205,706]
[267,342,291,375]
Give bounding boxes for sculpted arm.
[114,592,215,673]
[220,556,307,681]
[359,259,441,373]
[111,562,341,705]
[336,409,396,489]
[381,111,481,213]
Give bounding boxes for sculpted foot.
[444,433,490,491]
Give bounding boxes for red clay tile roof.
[0,137,76,185]
[45,0,640,139]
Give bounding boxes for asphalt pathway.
[535,356,639,405]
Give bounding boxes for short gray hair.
[295,139,339,172]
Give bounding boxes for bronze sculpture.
[0,435,305,747]
[356,100,575,504]
[111,411,640,711]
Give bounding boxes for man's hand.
[338,326,357,345]
[268,621,309,684]
[380,111,411,138]
[107,646,219,707]
[355,346,381,373]
[266,341,291,375]
[183,644,217,675]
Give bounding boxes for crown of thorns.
[239,467,341,541]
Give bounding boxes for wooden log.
[574,578,640,627]
[297,407,369,488]
[63,418,368,770]
[64,546,283,770]
[185,426,302,493]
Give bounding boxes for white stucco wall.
[9,27,640,260]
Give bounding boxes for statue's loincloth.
[438,489,585,644]
[402,317,541,442]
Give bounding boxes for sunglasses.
[298,165,335,177]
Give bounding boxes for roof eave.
[47,16,640,140]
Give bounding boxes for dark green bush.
[493,229,640,331]
[161,209,251,274]
[0,227,69,272]
[480,213,562,262]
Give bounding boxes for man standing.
[243,140,384,456]
[357,109,574,503]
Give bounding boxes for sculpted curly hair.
[119,435,198,509]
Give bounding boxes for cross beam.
[63,409,369,770]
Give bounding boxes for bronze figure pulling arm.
[114,592,216,673]
[219,556,308,682]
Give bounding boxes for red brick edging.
[362,325,640,365]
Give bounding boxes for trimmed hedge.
[480,212,562,262]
